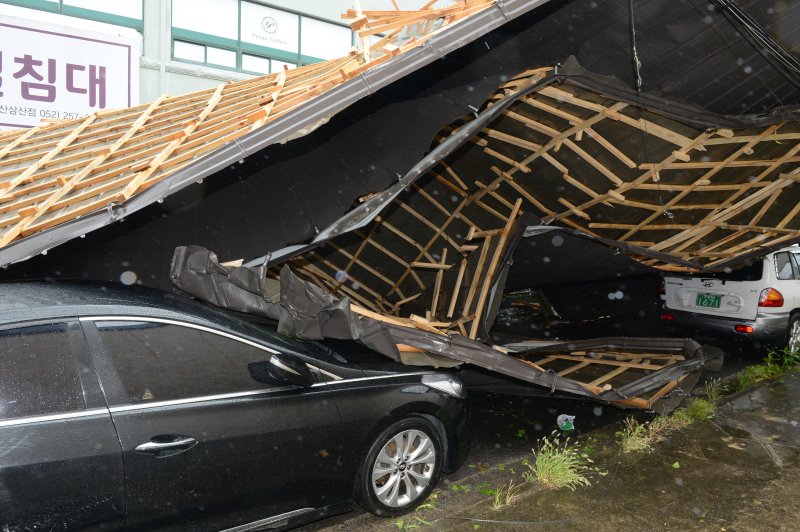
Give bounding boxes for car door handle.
[134,435,198,458]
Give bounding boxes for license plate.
[696,293,721,308]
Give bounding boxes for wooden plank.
[447,258,468,318]
[462,235,492,319]
[430,248,447,317]
[588,360,641,387]
[557,360,592,377]
[411,261,452,270]
[0,115,97,200]
[470,198,522,339]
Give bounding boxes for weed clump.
[619,416,652,453]
[736,346,800,392]
[619,381,725,453]
[523,433,592,491]
[492,479,524,510]
[682,398,715,421]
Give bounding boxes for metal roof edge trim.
[0,0,550,267]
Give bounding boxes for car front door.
[83,317,342,531]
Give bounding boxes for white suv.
[660,245,800,351]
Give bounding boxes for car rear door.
[83,317,342,531]
[775,251,800,311]
[0,320,124,530]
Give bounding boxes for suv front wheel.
[355,417,443,516]
[788,314,800,354]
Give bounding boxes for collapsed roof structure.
[4,0,800,409]
[0,0,547,265]
[170,58,800,410]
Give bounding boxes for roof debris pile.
[0,1,496,256]
[278,65,800,334]
[174,64,800,409]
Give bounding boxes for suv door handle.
[134,435,198,458]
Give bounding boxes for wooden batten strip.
[447,258,468,318]
[584,127,637,169]
[0,97,174,245]
[588,361,640,387]
[0,115,96,200]
[328,242,400,293]
[380,221,435,262]
[461,235,492,321]
[469,198,522,339]
[120,84,227,200]
[430,248,448,317]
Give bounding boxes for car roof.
[0,281,231,325]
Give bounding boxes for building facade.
[0,0,368,112]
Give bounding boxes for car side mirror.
[267,354,314,387]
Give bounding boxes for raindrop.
[351,282,360,291]
[674,477,684,486]
[121,261,131,267]
[551,235,564,247]
[334,270,348,282]
[533,423,543,432]
[702,15,713,24]
[614,290,624,300]
[592,406,603,417]
[743,65,753,74]
[451,195,459,202]
[120,271,138,285]
[543,256,551,263]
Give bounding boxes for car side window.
[94,320,277,405]
[775,252,797,280]
[0,322,84,419]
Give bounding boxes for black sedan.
[0,282,469,530]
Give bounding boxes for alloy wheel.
[370,429,436,508]
[789,319,800,354]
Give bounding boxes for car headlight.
[422,374,466,398]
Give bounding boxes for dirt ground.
[310,371,800,531]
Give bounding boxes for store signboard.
[241,1,299,54]
[0,12,140,130]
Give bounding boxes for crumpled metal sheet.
[171,245,705,408]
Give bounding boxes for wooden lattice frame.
[0,1,495,251]
[284,66,800,346]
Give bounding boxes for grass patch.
[492,479,524,510]
[736,346,800,392]
[523,434,592,490]
[703,378,725,405]
[619,389,720,453]
[683,397,716,421]
[619,416,652,453]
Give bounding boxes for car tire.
[355,417,443,517]
[787,314,800,354]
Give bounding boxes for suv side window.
[94,320,277,405]
[0,322,84,419]
[775,252,798,280]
